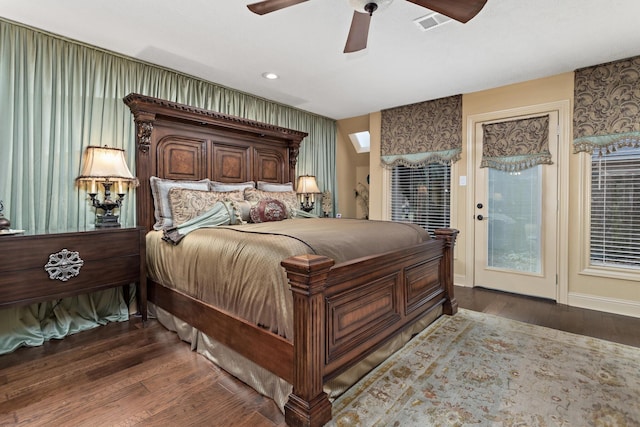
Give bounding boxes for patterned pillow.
[249,199,288,223]
[150,176,210,230]
[168,188,243,226]
[243,187,298,218]
[257,181,294,192]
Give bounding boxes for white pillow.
[210,181,255,192]
[150,176,210,230]
[257,181,294,192]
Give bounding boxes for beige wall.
[337,73,640,318]
[336,115,370,218]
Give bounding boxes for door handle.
[477,203,483,209]
[477,214,484,221]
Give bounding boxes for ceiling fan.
[247,0,488,53]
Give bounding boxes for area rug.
[328,309,640,426]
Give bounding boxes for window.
[348,131,370,153]
[590,146,640,269]
[487,166,542,273]
[390,164,450,236]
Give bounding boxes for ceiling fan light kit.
[247,0,487,52]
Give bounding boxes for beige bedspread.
[147,218,430,340]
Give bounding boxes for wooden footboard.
[281,228,458,427]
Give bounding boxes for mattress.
[146,217,431,340]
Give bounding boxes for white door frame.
[465,100,570,304]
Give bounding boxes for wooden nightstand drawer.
[0,230,140,273]
[0,253,139,306]
[0,227,146,315]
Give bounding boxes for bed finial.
[136,121,153,153]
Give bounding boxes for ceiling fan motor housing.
[365,3,378,15]
[348,0,393,14]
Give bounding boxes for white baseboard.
[453,282,640,319]
[454,275,469,287]
[568,292,640,319]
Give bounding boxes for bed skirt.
[149,302,442,412]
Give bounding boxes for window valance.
[381,95,462,168]
[573,55,640,155]
[481,115,552,172]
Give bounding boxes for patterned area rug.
[329,309,640,426]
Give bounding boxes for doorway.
[472,110,560,300]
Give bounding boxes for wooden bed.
[124,93,459,427]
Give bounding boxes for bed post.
[281,254,335,427]
[435,228,459,315]
[124,94,157,231]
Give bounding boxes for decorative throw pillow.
[150,176,211,230]
[168,188,243,226]
[243,187,298,218]
[210,181,255,192]
[249,199,288,223]
[257,181,294,192]
[231,199,252,223]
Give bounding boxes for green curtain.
[0,18,336,354]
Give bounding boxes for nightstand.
[0,226,146,322]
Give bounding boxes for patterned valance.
[481,115,552,171]
[573,55,640,155]
[381,95,462,167]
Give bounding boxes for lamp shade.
[296,175,321,194]
[77,146,136,182]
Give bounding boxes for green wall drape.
[0,18,336,354]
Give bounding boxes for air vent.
[414,12,452,32]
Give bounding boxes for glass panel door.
[474,112,558,300]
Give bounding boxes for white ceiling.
[1,0,640,120]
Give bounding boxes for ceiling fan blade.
[406,0,487,23]
[247,0,308,15]
[344,11,371,53]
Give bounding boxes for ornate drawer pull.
[44,249,84,282]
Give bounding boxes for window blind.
[590,146,640,268]
[390,164,450,236]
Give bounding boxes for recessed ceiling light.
[262,72,279,80]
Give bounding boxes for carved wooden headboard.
[123,93,308,232]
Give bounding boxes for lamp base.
[90,186,124,228]
[95,214,121,228]
[300,204,315,213]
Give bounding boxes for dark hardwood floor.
[1,286,638,426]
[456,286,640,347]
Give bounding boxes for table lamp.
[296,175,321,212]
[76,146,137,228]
